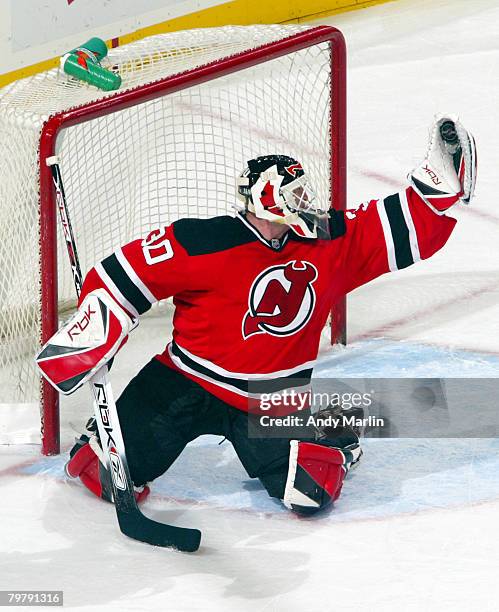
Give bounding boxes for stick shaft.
[45,156,200,550]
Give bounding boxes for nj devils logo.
[242,261,318,339]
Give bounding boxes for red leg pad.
[283,441,348,514]
[66,441,150,504]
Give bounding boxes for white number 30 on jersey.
[141,227,174,265]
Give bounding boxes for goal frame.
[38,25,347,455]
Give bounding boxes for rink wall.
[0,0,394,87]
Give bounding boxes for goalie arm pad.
[409,115,477,213]
[35,289,136,395]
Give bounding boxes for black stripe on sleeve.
[100,253,152,315]
[383,193,414,270]
[328,209,346,240]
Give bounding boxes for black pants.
[116,359,294,500]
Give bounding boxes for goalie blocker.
[36,289,136,394]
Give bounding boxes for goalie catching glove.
[35,289,136,394]
[409,115,477,213]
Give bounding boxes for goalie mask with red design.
[236,155,330,239]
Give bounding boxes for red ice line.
[354,168,499,354]
[350,278,499,355]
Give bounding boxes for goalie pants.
[116,357,301,499]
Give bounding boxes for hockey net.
[0,24,346,454]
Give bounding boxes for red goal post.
[1,25,346,455]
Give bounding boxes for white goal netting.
[0,25,340,448]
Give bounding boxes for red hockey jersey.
[79,187,456,412]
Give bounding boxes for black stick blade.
[118,509,201,552]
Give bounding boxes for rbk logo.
[423,164,442,185]
[109,448,127,491]
[242,261,318,339]
[67,304,96,340]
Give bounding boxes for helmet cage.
[236,157,330,239]
[280,175,323,215]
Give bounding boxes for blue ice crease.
[315,338,499,378]
[27,436,499,523]
[22,339,499,522]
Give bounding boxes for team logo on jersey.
[242,260,318,339]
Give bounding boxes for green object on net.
[61,37,121,91]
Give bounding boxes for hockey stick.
[45,156,201,552]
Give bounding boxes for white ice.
[2,0,499,609]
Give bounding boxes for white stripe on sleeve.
[399,189,421,263]
[376,199,398,272]
[95,262,140,319]
[115,247,157,304]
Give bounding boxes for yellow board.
[0,0,394,88]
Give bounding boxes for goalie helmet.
[236,155,330,239]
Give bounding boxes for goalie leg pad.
[283,440,350,515]
[65,422,150,504]
[36,289,136,395]
[66,439,114,502]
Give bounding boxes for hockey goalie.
[37,116,476,514]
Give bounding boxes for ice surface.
[2,0,499,609]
